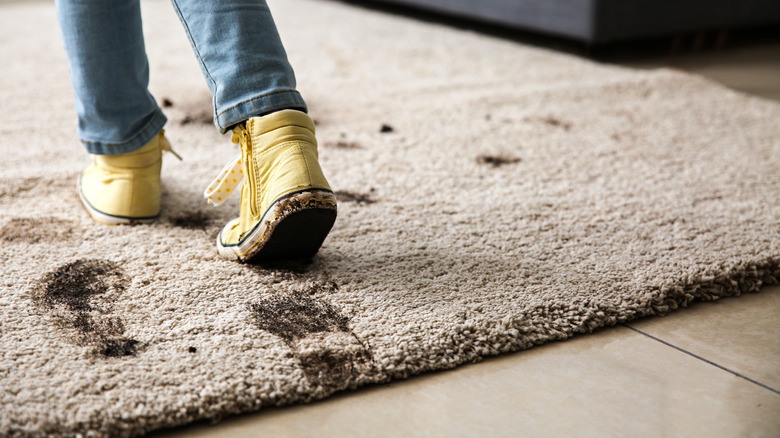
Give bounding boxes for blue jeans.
[55,0,307,155]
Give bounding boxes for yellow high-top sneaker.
[78,131,175,225]
[205,110,337,262]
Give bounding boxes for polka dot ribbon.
[203,153,244,206]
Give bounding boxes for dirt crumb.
[535,116,572,130]
[477,155,522,167]
[181,109,213,125]
[334,191,375,204]
[380,124,394,133]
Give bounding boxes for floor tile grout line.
[622,324,780,395]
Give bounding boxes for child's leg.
[57,0,171,224]
[170,0,307,132]
[55,0,166,155]
[172,1,337,262]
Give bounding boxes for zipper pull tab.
[231,124,248,145]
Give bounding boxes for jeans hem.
[81,110,168,155]
[215,89,306,133]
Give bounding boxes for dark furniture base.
[363,0,780,43]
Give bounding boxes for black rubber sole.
[246,207,337,263]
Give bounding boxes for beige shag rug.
[1,0,778,436]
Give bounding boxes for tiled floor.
[616,36,780,104]
[154,14,780,438]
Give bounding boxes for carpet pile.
[1,0,778,436]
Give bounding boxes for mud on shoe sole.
[217,190,337,263]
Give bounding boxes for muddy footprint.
[0,217,81,244]
[249,287,372,391]
[32,259,141,358]
[0,175,75,201]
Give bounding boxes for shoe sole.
[77,175,158,226]
[217,190,337,263]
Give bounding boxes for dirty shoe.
[205,109,337,262]
[78,131,176,225]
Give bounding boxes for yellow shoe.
[78,131,176,225]
[205,110,337,262]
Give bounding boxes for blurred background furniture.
[361,0,780,43]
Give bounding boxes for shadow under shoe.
[78,132,172,225]
[206,110,337,262]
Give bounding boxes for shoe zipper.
[235,124,259,217]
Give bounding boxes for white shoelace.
[160,131,183,161]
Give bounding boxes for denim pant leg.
[170,0,307,133]
[56,0,167,155]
